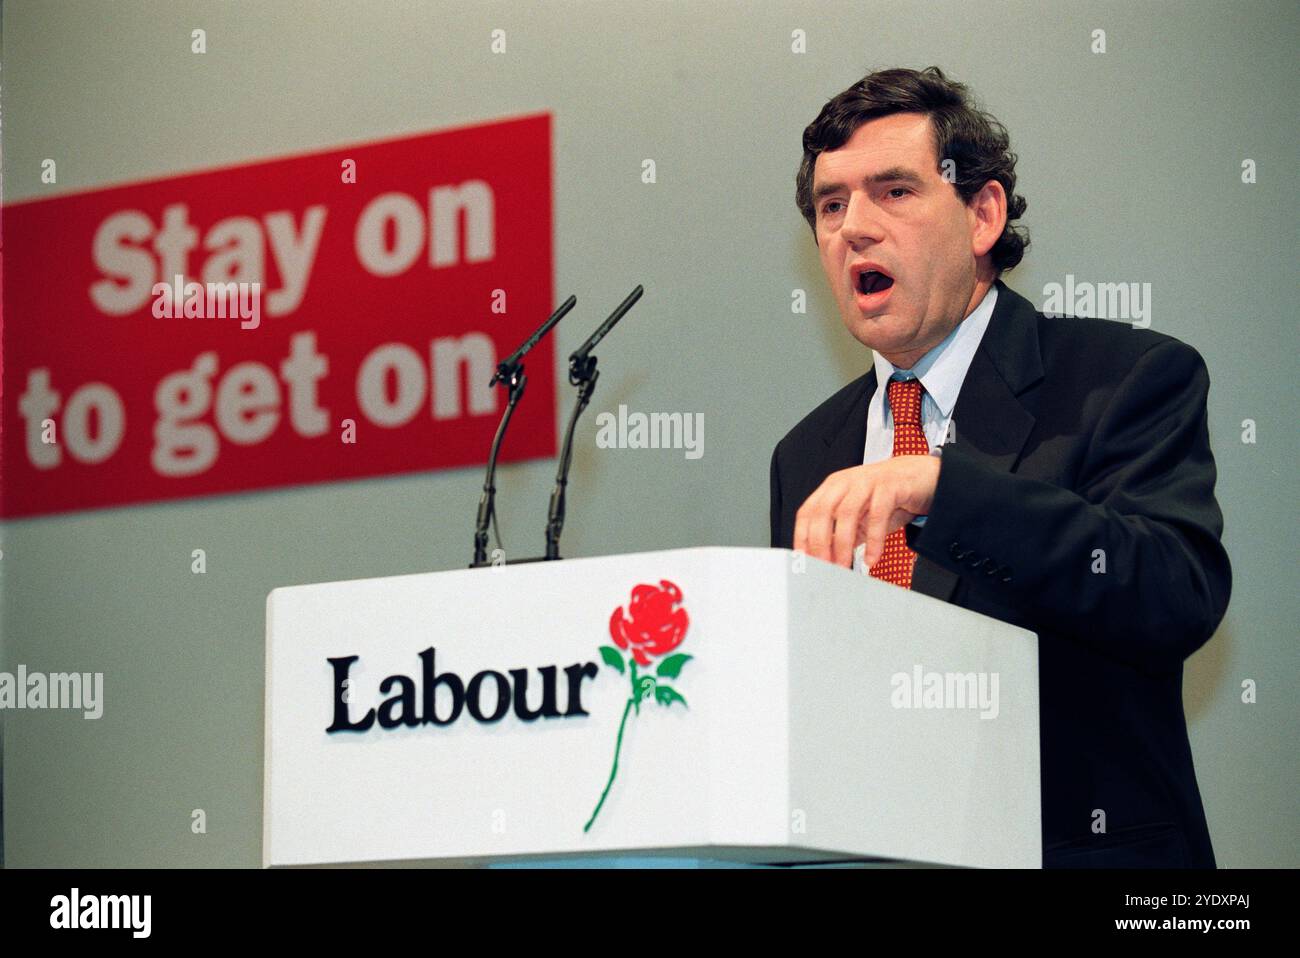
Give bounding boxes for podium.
[263,547,1040,868]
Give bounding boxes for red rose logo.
[585,579,693,833]
[608,580,689,667]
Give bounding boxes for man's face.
[812,112,986,368]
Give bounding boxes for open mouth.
[857,269,895,296]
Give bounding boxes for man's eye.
[822,201,845,214]
[887,187,910,199]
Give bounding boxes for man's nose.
[840,193,885,246]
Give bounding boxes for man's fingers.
[796,466,926,568]
[795,460,933,571]
[793,508,808,556]
[795,476,849,563]
[793,494,826,560]
[888,507,913,534]
[831,491,869,567]
[863,503,919,569]
[859,489,894,569]
[792,487,822,556]
[804,498,838,562]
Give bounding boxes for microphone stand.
[471,363,527,568]
[544,355,599,561]
[543,284,643,561]
[469,295,576,568]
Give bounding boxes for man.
[770,67,1231,868]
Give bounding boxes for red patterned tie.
[869,378,928,588]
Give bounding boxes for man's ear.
[968,180,1007,259]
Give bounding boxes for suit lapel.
[819,366,876,476]
[813,282,1043,603]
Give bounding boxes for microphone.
[491,294,577,386]
[546,285,644,560]
[568,285,642,381]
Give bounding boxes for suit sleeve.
[911,339,1231,673]
[769,441,784,549]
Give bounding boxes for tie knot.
[888,377,924,428]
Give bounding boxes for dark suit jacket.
[769,279,1231,868]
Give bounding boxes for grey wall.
[2,0,1296,867]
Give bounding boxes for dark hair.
[795,66,1029,273]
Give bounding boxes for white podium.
[263,547,1040,868]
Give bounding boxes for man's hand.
[793,455,940,569]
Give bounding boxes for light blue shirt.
[852,285,997,573]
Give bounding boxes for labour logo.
[583,579,692,832]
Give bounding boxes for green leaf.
[655,653,693,679]
[599,646,625,673]
[637,676,657,701]
[655,685,687,709]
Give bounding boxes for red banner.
[1,114,555,517]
